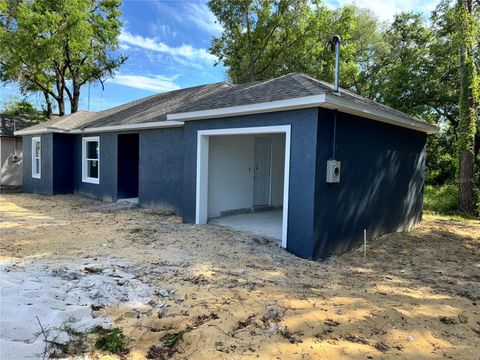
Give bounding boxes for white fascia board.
[322,95,439,134]
[69,121,185,134]
[167,92,438,134]
[14,128,67,136]
[167,94,327,121]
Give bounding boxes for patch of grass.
[423,184,458,214]
[93,327,128,355]
[146,328,192,359]
[129,227,144,234]
[162,328,191,348]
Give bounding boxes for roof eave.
[70,120,185,133]
[322,95,439,134]
[167,94,438,134]
[14,128,68,136]
[167,94,327,121]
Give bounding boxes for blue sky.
[0,0,437,113]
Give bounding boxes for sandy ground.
[0,193,479,360]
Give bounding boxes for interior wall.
[207,133,285,218]
[208,135,254,218]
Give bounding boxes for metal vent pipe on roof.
[331,35,341,95]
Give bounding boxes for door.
[253,137,272,206]
[117,134,139,199]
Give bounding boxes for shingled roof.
[16,73,438,135]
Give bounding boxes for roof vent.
[331,35,341,95]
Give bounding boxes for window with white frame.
[82,137,100,184]
[32,137,41,178]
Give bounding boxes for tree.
[456,0,479,214]
[0,0,126,116]
[208,0,386,98]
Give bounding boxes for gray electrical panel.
[326,160,341,183]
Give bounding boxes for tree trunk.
[57,97,65,116]
[457,0,477,215]
[42,91,52,119]
[459,149,476,213]
[70,82,80,113]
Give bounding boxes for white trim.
[70,120,184,134]
[15,128,67,136]
[195,125,291,249]
[168,95,326,122]
[15,121,184,136]
[323,95,438,134]
[82,136,100,184]
[167,94,438,134]
[31,137,41,179]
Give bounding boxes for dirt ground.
[1,193,479,360]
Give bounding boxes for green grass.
[423,184,459,215]
[94,327,128,355]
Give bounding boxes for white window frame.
[196,125,291,249]
[31,137,41,179]
[82,136,100,184]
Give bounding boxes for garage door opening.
[196,126,291,248]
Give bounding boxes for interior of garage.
[207,133,286,241]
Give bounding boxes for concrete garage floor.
[209,209,283,241]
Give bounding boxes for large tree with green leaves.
[455,0,479,214]
[208,0,386,98]
[0,0,126,116]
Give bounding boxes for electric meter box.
[326,160,341,183]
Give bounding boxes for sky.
[0,0,437,113]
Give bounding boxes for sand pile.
[0,257,156,359]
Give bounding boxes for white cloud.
[183,3,223,34]
[119,30,217,64]
[325,0,436,21]
[110,74,180,93]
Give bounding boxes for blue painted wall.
[139,127,184,213]
[313,108,426,258]
[73,133,118,202]
[21,107,427,261]
[182,109,319,259]
[22,134,54,195]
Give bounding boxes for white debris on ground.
[0,257,155,359]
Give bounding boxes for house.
[0,114,37,187]
[15,73,438,259]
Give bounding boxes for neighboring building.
[15,73,438,259]
[0,114,37,186]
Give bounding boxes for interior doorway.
[253,137,272,207]
[117,133,139,200]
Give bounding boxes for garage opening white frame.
[196,125,291,248]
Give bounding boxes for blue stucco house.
[15,73,438,259]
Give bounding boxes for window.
[82,137,100,184]
[32,137,41,178]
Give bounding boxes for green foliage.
[2,97,46,122]
[209,0,480,211]
[162,328,191,348]
[0,0,126,115]
[94,327,128,355]
[424,184,459,214]
[208,0,386,97]
[426,130,457,185]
